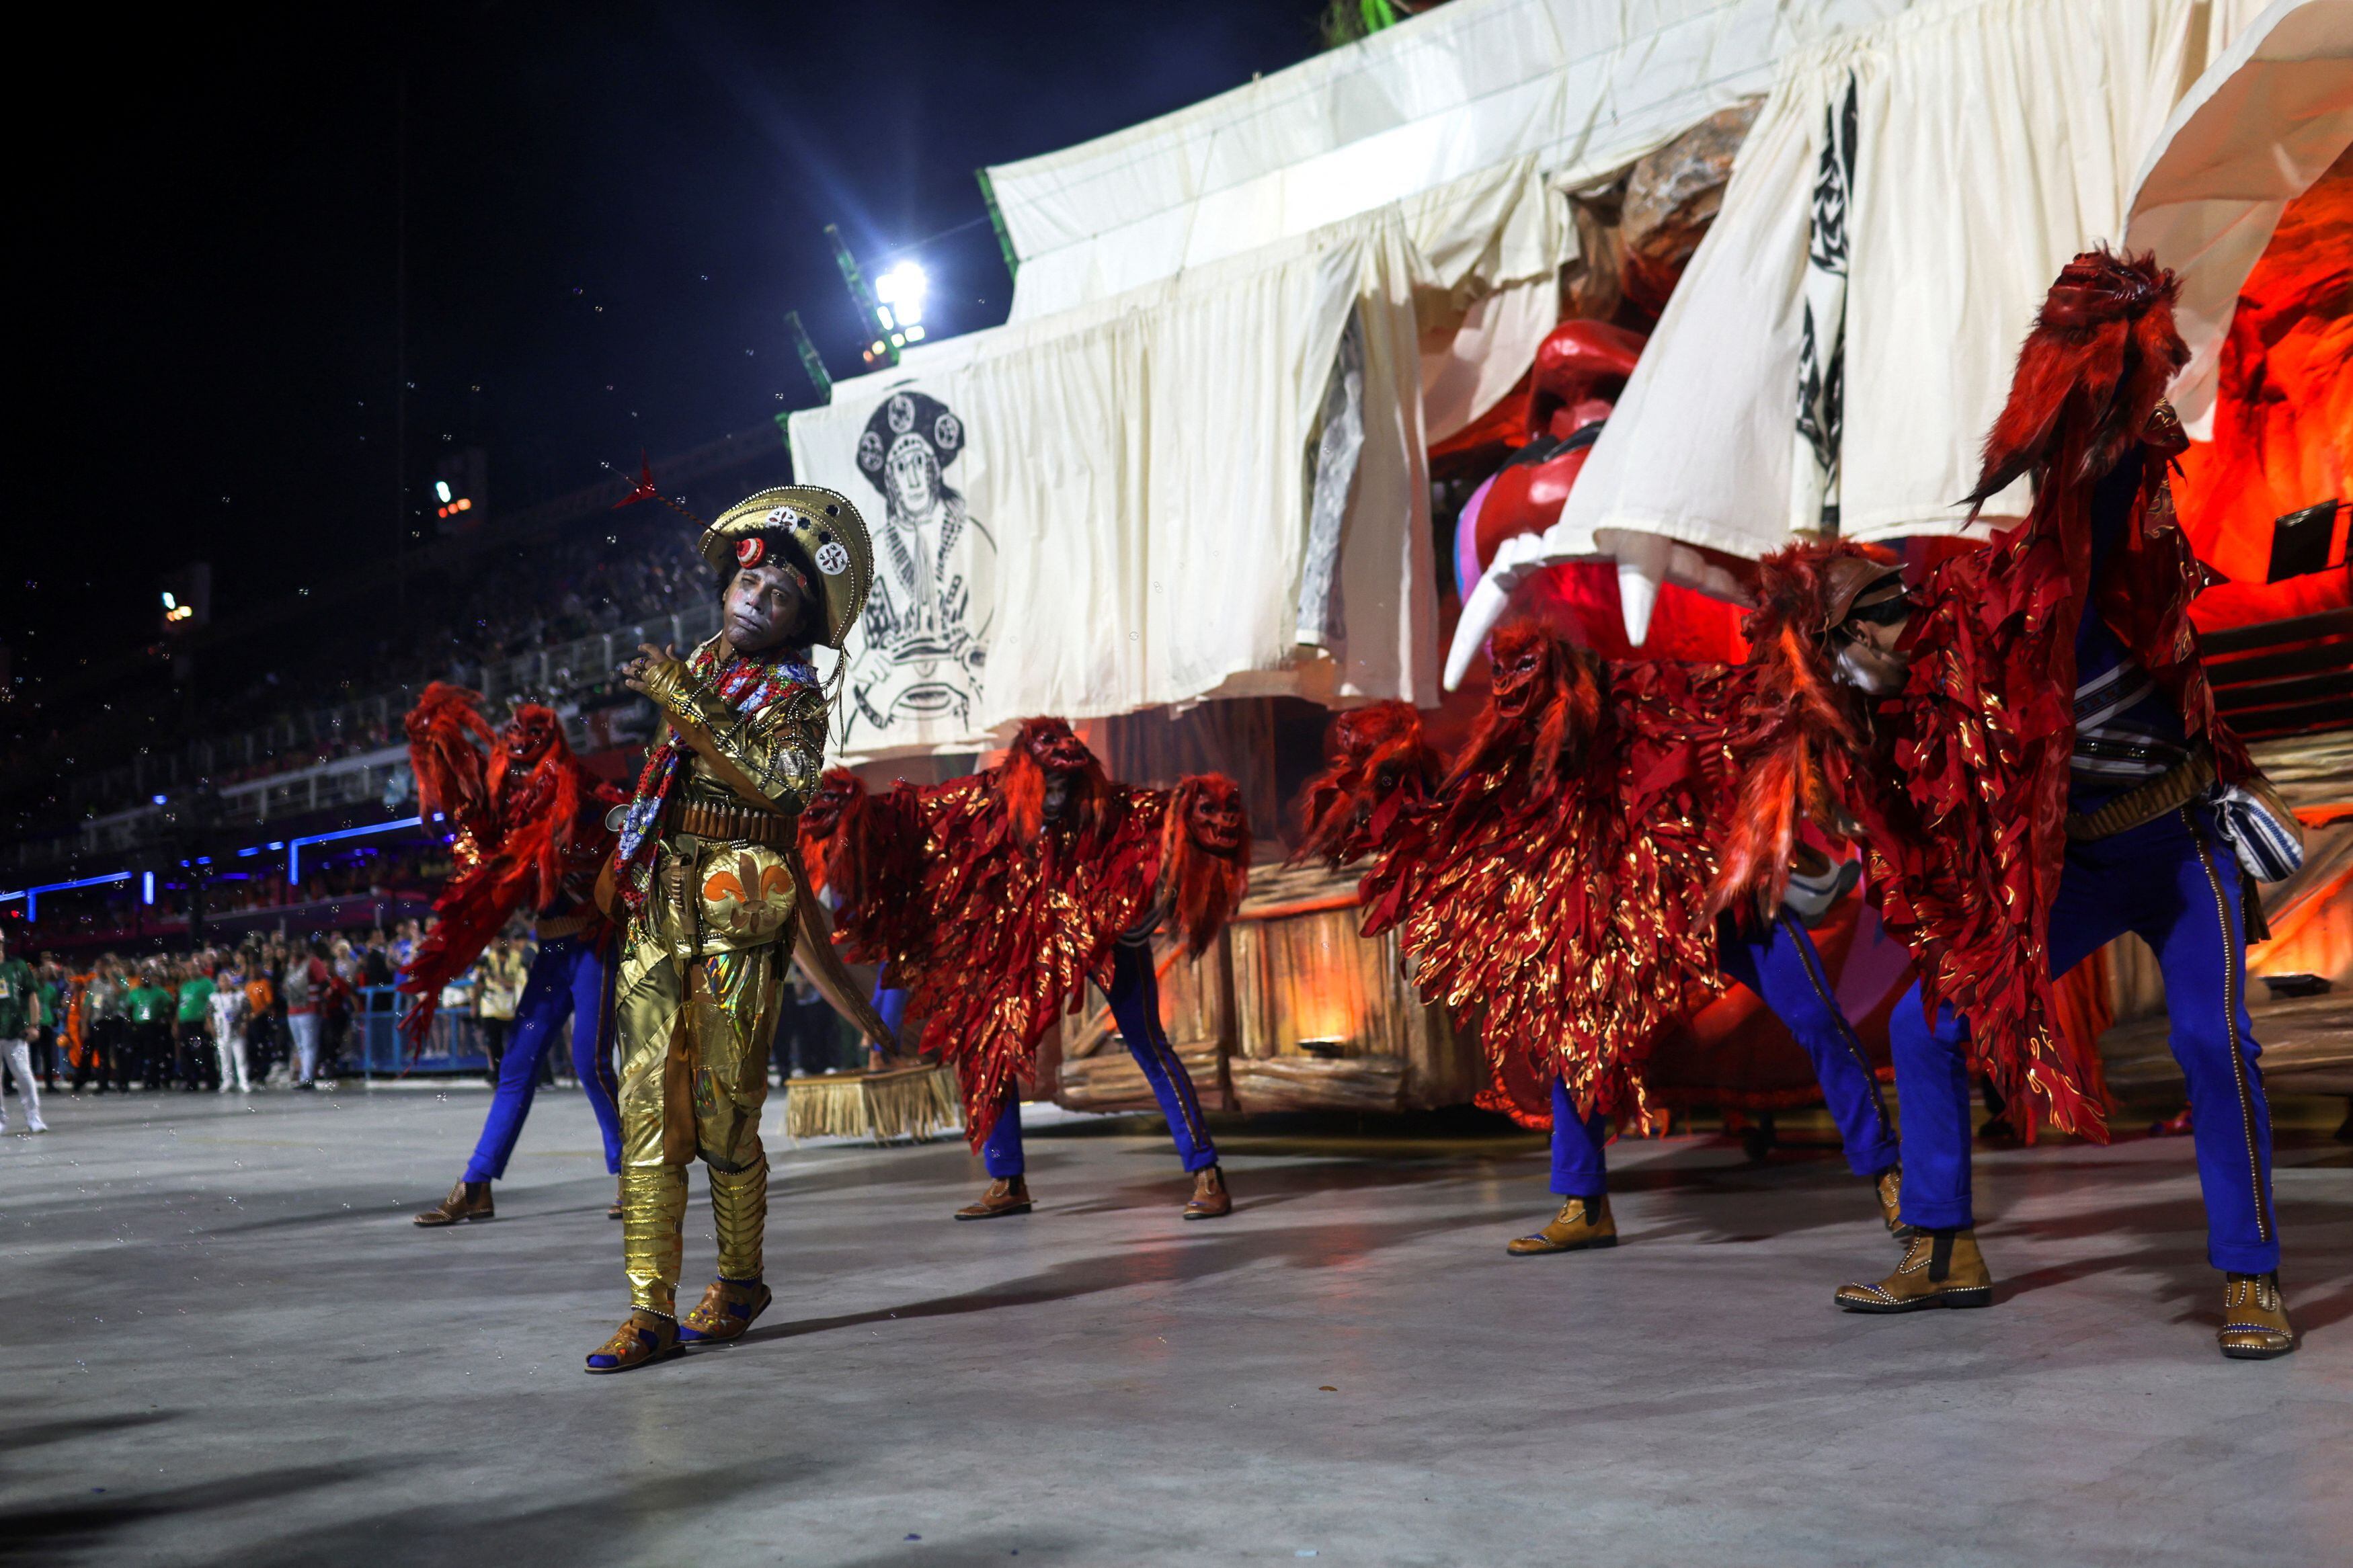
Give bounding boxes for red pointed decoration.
[614,452,660,509]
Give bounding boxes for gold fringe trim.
[784,1064,961,1146]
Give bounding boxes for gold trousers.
[614,923,786,1315]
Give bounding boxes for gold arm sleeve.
[642,664,826,813]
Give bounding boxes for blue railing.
[351,986,493,1079]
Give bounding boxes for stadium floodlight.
[875,261,928,329]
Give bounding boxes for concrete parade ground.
[1,1085,2348,1567]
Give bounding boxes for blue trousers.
[1890,804,2277,1274]
[982,936,1219,1178]
[463,936,625,1183]
[873,984,908,1043]
[1552,915,1898,1195]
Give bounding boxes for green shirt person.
[0,955,39,1038]
[177,975,216,1024]
[124,983,175,1027]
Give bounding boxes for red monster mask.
[1458,624,1602,798]
[1001,716,1109,845]
[1019,716,1095,774]
[497,706,564,771]
[1487,626,1555,723]
[1162,774,1250,956]
[1181,774,1248,856]
[1292,700,1444,867]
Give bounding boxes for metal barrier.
[352,987,493,1079]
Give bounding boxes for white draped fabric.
[988,0,1922,322]
[791,160,1571,762]
[1447,0,2272,683]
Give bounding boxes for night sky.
[14,1,1331,692]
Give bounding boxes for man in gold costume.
[584,485,876,1374]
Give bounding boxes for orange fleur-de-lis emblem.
[703,852,791,907]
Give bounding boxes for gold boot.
[1505,1196,1616,1256]
[621,1165,688,1318]
[955,1175,1033,1221]
[1183,1165,1232,1220]
[1836,1229,1992,1312]
[709,1159,768,1284]
[1873,1166,1915,1239]
[2219,1272,2295,1360]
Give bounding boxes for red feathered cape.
[828,753,1248,1151]
[396,690,620,1044]
[1361,636,1745,1129]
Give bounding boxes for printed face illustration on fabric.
[843,387,996,749]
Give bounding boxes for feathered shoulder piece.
[1705,541,1894,919]
[798,768,866,898]
[1291,700,1445,869]
[811,772,928,948]
[1961,250,2241,788]
[1964,248,2186,517]
[404,683,495,827]
[1160,774,1250,957]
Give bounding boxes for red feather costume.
[397,686,623,1042]
[1710,250,2231,1141]
[820,718,1250,1151]
[1291,700,1446,870]
[1355,627,1748,1128]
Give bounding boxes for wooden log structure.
[1046,860,1480,1118]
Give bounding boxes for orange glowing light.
[2179,151,2352,633]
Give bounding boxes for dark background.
[11,1,1330,691]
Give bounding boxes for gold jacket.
[629,643,828,959]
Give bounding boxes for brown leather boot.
[954,1176,1033,1221]
[1873,1166,1915,1239]
[2218,1272,2295,1360]
[1183,1165,1232,1220]
[1505,1196,1616,1256]
[678,1278,773,1345]
[1836,1229,1992,1311]
[413,1179,493,1227]
[583,1309,680,1374]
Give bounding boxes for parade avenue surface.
[3,1089,2348,1567]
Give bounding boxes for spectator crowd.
[5,930,403,1098]
[2,914,871,1121]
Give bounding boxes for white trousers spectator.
[214,1026,250,1093]
[287,1014,320,1085]
[2,1039,45,1132]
